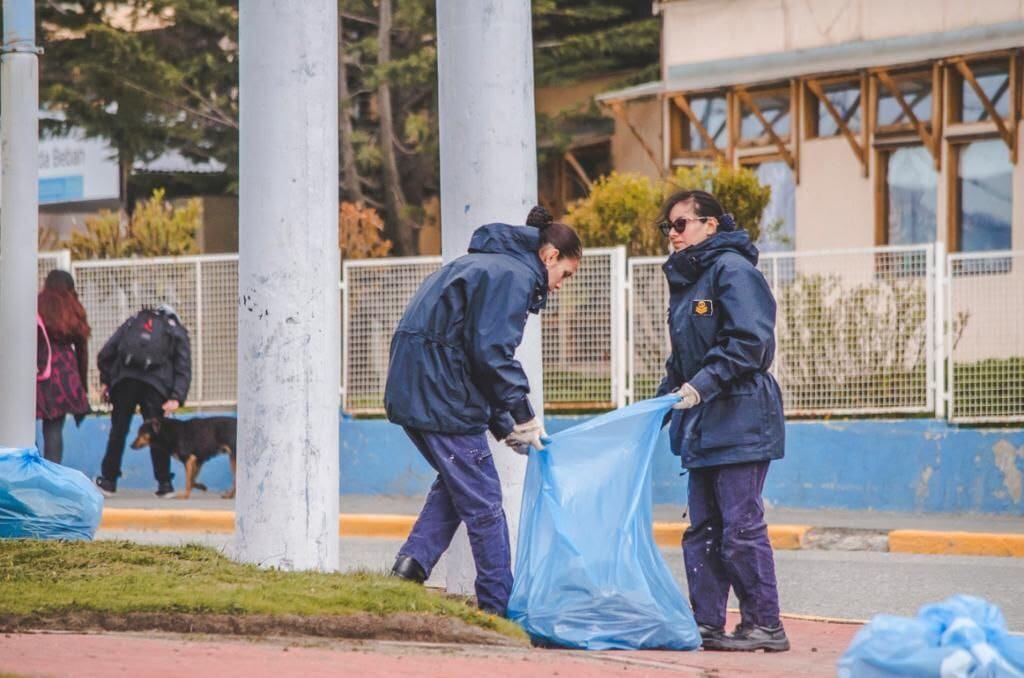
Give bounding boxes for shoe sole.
[718,641,791,652]
[155,492,177,499]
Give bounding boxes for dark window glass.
[886,146,937,245]
[960,62,1011,123]
[817,83,861,137]
[958,139,1012,252]
[740,90,790,141]
[877,75,932,127]
[687,96,727,151]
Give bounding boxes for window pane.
[961,62,1010,123]
[817,83,861,137]
[959,139,1012,252]
[688,96,727,151]
[754,161,795,252]
[877,75,932,127]
[740,91,790,140]
[886,146,937,245]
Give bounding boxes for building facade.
[599,0,1024,255]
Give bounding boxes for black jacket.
[97,308,192,404]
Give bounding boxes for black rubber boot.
[719,624,790,652]
[698,623,730,651]
[390,555,427,584]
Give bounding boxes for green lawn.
[0,540,524,639]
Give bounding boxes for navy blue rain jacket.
[384,223,547,438]
[656,230,785,469]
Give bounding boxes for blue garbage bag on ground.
[838,595,1024,677]
[0,448,104,540]
[507,395,700,650]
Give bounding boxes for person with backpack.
[95,304,191,498]
[36,270,92,464]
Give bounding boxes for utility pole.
[0,0,40,448]
[235,0,341,571]
[435,0,541,596]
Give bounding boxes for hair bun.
[526,205,554,229]
[719,213,737,231]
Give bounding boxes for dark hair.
[657,190,737,231]
[38,269,90,341]
[526,205,582,260]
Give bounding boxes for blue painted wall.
[43,414,1024,515]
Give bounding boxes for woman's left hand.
[671,383,702,410]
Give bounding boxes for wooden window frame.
[668,89,729,163]
[734,83,798,177]
[804,73,869,176]
[872,66,942,169]
[945,135,1014,255]
[874,142,939,247]
[944,51,1019,164]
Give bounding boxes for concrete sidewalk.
[99,491,1024,557]
[0,613,861,677]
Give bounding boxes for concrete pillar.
[0,0,39,448]
[435,0,541,596]
[235,0,340,571]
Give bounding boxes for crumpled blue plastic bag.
[0,448,104,540]
[507,395,700,650]
[838,595,1024,677]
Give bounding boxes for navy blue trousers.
[397,427,512,616]
[683,460,781,629]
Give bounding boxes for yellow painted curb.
[101,509,417,538]
[889,530,1024,557]
[653,522,809,550]
[101,509,813,550]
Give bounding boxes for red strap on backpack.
[37,314,53,382]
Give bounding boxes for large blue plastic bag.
[838,595,1024,677]
[507,395,700,650]
[0,448,104,540]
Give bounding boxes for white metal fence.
[947,250,1024,423]
[21,243,1024,422]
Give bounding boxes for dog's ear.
[150,418,161,434]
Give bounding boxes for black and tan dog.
[131,416,237,499]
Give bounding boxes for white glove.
[505,417,549,451]
[672,383,702,410]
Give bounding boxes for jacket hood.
[664,230,759,288]
[469,223,549,311]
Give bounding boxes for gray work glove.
[505,417,550,452]
[671,383,702,410]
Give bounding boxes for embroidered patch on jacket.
[692,299,714,316]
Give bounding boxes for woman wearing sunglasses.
[655,190,788,652]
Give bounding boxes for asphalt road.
[98,530,1024,631]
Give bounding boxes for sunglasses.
[658,216,712,236]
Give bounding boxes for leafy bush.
[563,164,773,256]
[339,202,393,260]
[68,189,200,259]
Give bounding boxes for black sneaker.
[698,623,730,651]
[390,555,427,584]
[719,623,790,652]
[155,481,177,499]
[95,476,116,497]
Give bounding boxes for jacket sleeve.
[97,317,131,386]
[488,410,516,441]
[170,323,192,404]
[74,335,89,391]
[462,269,535,424]
[688,262,776,402]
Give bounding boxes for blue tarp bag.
[838,595,1024,677]
[507,395,700,650]
[0,447,104,540]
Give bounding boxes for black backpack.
[118,308,174,370]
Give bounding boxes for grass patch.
[0,540,524,640]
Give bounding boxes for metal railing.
[19,242,1023,423]
[946,250,1024,423]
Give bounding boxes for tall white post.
[436,0,541,596]
[0,0,40,448]
[235,0,340,571]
